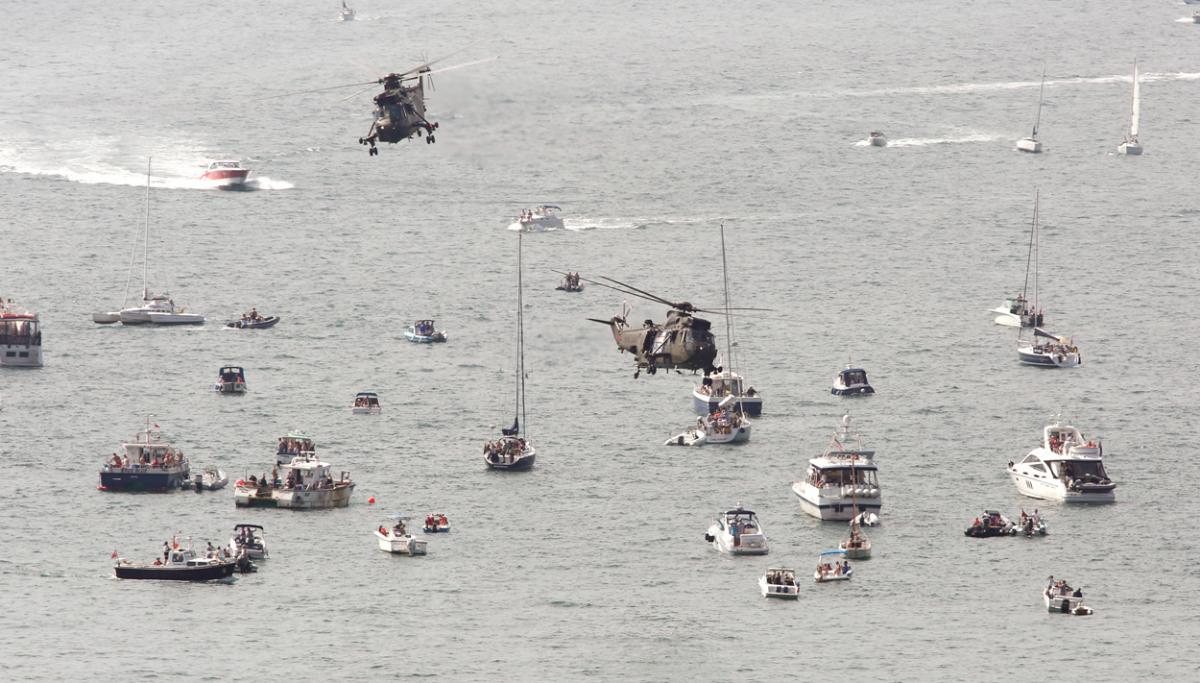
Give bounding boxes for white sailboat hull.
[1016,138,1043,153]
[1118,142,1142,156]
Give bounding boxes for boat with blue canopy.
[814,549,853,582]
[404,320,447,343]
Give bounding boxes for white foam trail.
[840,71,1200,98]
[1176,16,1197,23]
[857,134,1001,148]
[564,217,638,231]
[0,149,291,190]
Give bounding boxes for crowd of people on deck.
[695,409,745,436]
[379,520,407,537]
[277,437,315,457]
[353,395,379,409]
[764,569,796,586]
[424,513,449,531]
[816,560,852,579]
[413,320,437,336]
[484,437,527,464]
[106,447,185,471]
[559,272,582,290]
[245,466,340,492]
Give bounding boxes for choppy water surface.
[2,1,1199,680]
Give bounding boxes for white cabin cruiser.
[376,516,428,555]
[793,415,881,521]
[1017,327,1080,368]
[1008,421,1115,503]
[233,454,355,509]
[229,524,268,560]
[831,365,874,396]
[0,301,43,367]
[352,391,381,414]
[814,550,853,583]
[667,400,751,446]
[511,205,564,232]
[693,369,762,417]
[1044,578,1092,615]
[759,568,799,599]
[868,131,887,147]
[991,294,1043,328]
[704,506,769,555]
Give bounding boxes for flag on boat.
[111,550,118,558]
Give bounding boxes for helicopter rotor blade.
[339,86,374,102]
[410,57,499,80]
[561,273,671,307]
[394,44,479,79]
[254,80,379,101]
[596,276,679,308]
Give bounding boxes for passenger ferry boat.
[1007,420,1115,502]
[693,369,762,417]
[704,506,769,555]
[99,419,191,492]
[200,160,250,190]
[0,300,42,367]
[792,415,882,521]
[233,454,354,509]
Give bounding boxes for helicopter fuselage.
[360,77,438,154]
[598,310,718,377]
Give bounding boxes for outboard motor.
[194,474,203,492]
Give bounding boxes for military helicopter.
[563,273,769,378]
[259,53,494,156]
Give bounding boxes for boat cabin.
[206,160,242,171]
[717,507,760,534]
[277,433,316,458]
[279,454,350,490]
[412,320,438,335]
[118,434,185,470]
[353,392,380,408]
[699,372,751,399]
[218,366,246,383]
[805,452,879,490]
[837,367,871,389]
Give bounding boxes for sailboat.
[1016,68,1046,153]
[111,161,204,325]
[667,224,752,446]
[483,232,536,470]
[1118,59,1142,156]
[991,195,1045,328]
[337,0,355,22]
[839,461,872,560]
[1016,191,1080,368]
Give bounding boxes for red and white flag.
[111,550,118,559]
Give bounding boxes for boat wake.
[1175,16,1199,22]
[854,134,1000,147]
[841,71,1200,97]
[0,147,293,190]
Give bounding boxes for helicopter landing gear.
[369,147,378,156]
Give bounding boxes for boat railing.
[0,332,41,346]
[103,461,188,473]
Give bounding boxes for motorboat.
[792,414,882,521]
[1016,509,1048,536]
[964,510,1018,538]
[233,453,355,509]
[868,131,887,147]
[114,541,238,582]
[225,309,279,329]
[230,524,269,560]
[1007,420,1116,502]
[1017,327,1080,367]
[991,295,1043,328]
[337,0,355,21]
[214,366,247,394]
[840,517,872,559]
[193,467,228,492]
[352,391,381,414]
[1117,59,1143,156]
[275,432,316,465]
[832,365,874,396]
[511,205,564,232]
[484,231,537,471]
[693,369,762,417]
[814,550,853,583]
[704,506,769,555]
[666,399,751,446]
[376,516,428,555]
[1016,68,1046,153]
[200,160,250,190]
[404,320,447,343]
[1044,578,1093,615]
[422,513,451,533]
[98,418,191,492]
[759,568,799,599]
[0,300,43,367]
[851,510,880,527]
[556,272,584,292]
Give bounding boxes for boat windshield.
[1047,460,1108,479]
[808,466,877,487]
[841,370,868,385]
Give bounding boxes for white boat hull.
[146,311,205,325]
[0,344,43,367]
[375,531,427,555]
[92,312,120,324]
[666,423,750,446]
[1016,137,1043,153]
[814,568,853,583]
[792,482,882,521]
[1008,467,1116,503]
[759,576,799,599]
[351,406,381,415]
[706,523,768,555]
[1118,142,1142,156]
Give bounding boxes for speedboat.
[1007,420,1116,502]
[214,366,247,394]
[404,320,447,343]
[376,516,428,555]
[704,506,769,555]
[814,550,853,583]
[233,453,355,509]
[556,272,584,292]
[352,391,381,414]
[832,365,874,396]
[793,415,882,521]
[225,310,279,329]
[192,467,228,492]
[200,160,250,190]
[991,295,1043,328]
[113,539,237,581]
[693,369,762,417]
[275,432,317,465]
[1044,577,1093,615]
[964,510,1017,538]
[511,205,564,232]
[840,518,872,559]
[666,401,751,446]
[337,0,355,21]
[1017,327,1080,367]
[99,418,191,492]
[868,131,887,147]
[230,524,268,560]
[0,300,43,367]
[422,513,451,533]
[483,434,536,470]
[759,568,799,599]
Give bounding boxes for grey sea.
[2,1,1199,680]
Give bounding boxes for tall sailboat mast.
[516,231,528,440]
[1032,67,1045,138]
[1129,59,1140,141]
[1032,189,1040,315]
[142,158,151,301]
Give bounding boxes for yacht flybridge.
[793,414,881,521]
[1007,420,1116,503]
